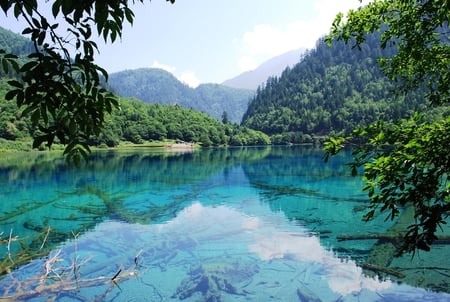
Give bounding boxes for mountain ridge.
[108,68,254,123]
[241,34,430,143]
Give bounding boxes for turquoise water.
[1,146,449,301]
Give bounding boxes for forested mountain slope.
[0,28,269,149]
[90,98,270,147]
[0,27,34,55]
[0,78,269,148]
[108,68,254,123]
[241,33,428,142]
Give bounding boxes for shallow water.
[0,146,449,301]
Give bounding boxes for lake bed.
[1,146,449,301]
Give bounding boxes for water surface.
[1,146,449,301]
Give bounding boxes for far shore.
[0,140,201,163]
[164,142,196,152]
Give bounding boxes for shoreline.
[164,142,196,152]
[0,141,201,163]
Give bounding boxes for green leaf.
[124,7,134,24]
[61,0,73,15]
[0,2,11,13]
[24,0,37,16]
[37,31,46,45]
[32,135,48,149]
[4,53,18,59]
[5,89,18,101]
[20,60,39,72]
[15,90,24,105]
[13,2,22,18]
[69,119,76,134]
[52,0,61,17]
[1,58,8,74]
[32,17,40,28]
[30,109,41,125]
[8,80,23,88]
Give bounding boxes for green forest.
[108,69,254,124]
[241,32,449,144]
[2,25,449,152]
[0,27,269,151]
[0,78,270,150]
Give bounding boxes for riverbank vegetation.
[324,0,450,255]
[0,78,270,152]
[241,30,450,143]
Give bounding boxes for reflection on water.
[0,146,450,301]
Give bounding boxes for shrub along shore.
[0,139,200,161]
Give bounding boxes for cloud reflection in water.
[160,202,393,297]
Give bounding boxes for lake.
[1,146,449,301]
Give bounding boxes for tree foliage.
[241,31,429,142]
[0,0,174,163]
[0,83,270,149]
[104,98,269,147]
[324,0,450,255]
[0,23,269,150]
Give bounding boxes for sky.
[1,0,367,87]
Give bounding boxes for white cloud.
[237,0,370,73]
[313,0,372,31]
[237,22,314,73]
[151,60,176,73]
[151,60,200,88]
[178,71,201,88]
[161,202,393,297]
[242,23,309,57]
[238,56,257,72]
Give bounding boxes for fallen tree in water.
[1,229,143,301]
[337,234,450,245]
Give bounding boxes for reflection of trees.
[0,147,273,277]
[0,146,352,279]
[243,145,353,182]
[0,147,273,189]
[241,147,450,292]
[242,146,368,231]
[243,146,361,203]
[252,181,367,203]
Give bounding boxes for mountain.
[108,68,254,123]
[0,27,34,55]
[0,27,269,148]
[194,83,253,124]
[241,33,429,142]
[221,49,305,90]
[108,68,194,105]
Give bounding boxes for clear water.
[1,146,449,301]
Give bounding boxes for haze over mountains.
[108,49,304,123]
[0,25,304,125]
[221,48,306,90]
[108,68,254,123]
[2,24,435,147]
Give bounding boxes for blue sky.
[1,0,367,87]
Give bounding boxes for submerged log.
[357,263,406,279]
[337,234,399,243]
[336,207,411,280]
[337,234,450,245]
[355,207,414,276]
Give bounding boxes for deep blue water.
[0,146,449,301]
